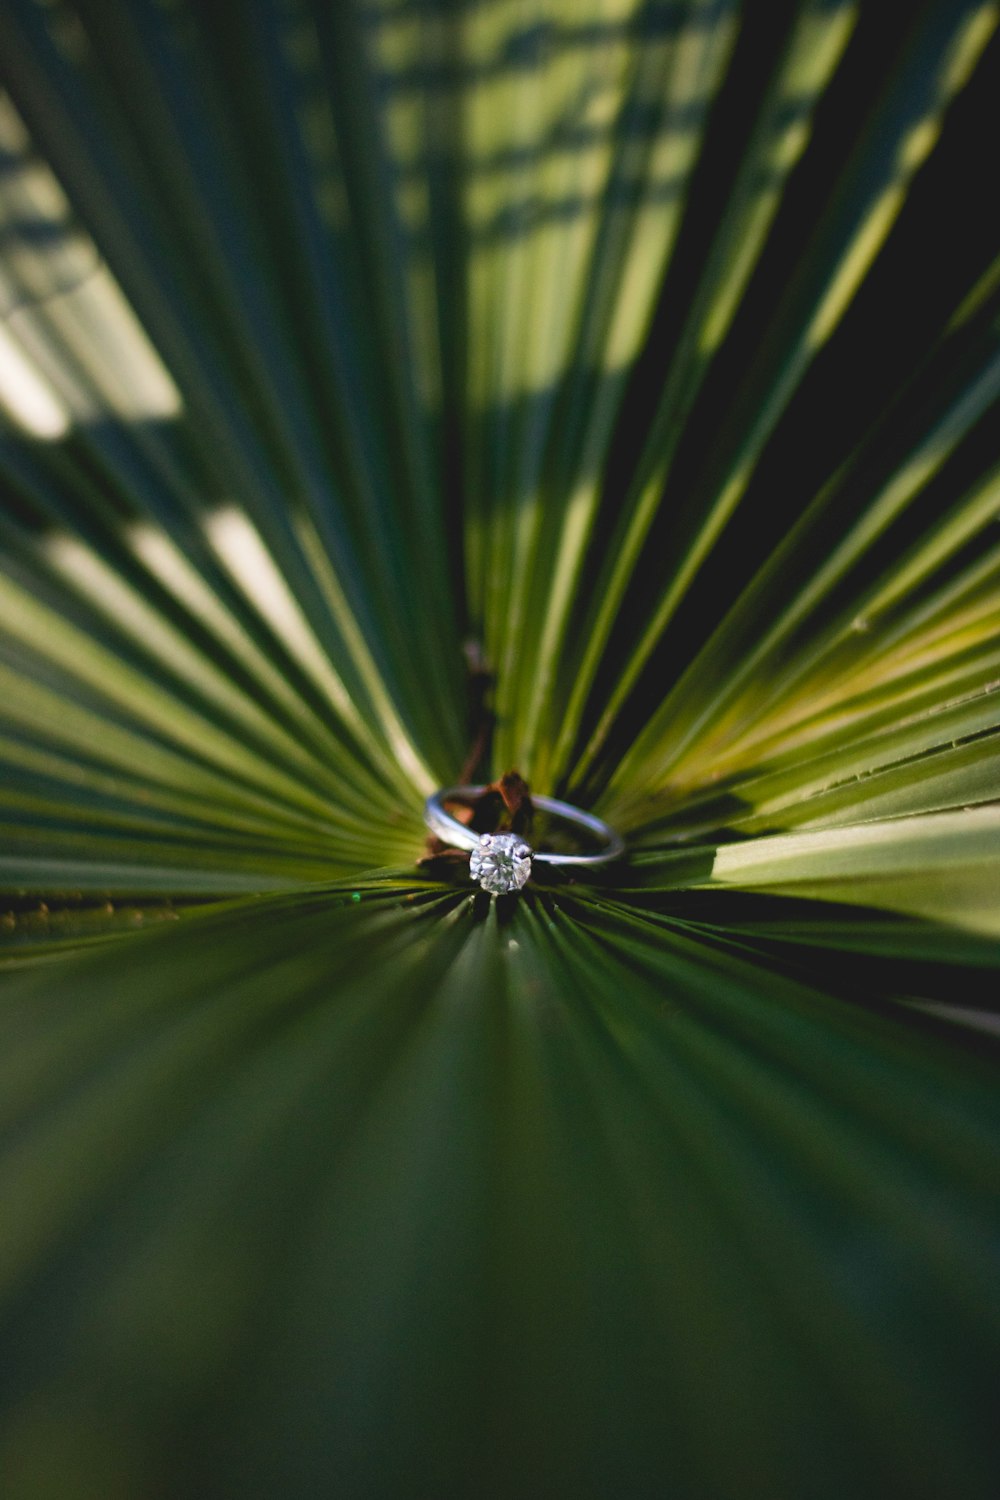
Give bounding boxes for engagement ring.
[425,785,625,894]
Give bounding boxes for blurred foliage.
[0,1,999,1496]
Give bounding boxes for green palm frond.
[1,2,999,1496]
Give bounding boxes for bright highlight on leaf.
[1,2,999,1497]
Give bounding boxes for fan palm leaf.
[1,2,999,1496]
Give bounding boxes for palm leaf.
[1,2,999,1495]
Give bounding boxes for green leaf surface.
[1,1,999,1495]
[1,890,1000,1499]
[630,806,1000,934]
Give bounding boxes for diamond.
[469,833,532,894]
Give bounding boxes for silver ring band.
[425,784,624,892]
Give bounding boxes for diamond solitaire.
[425,784,624,892]
[469,832,532,894]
